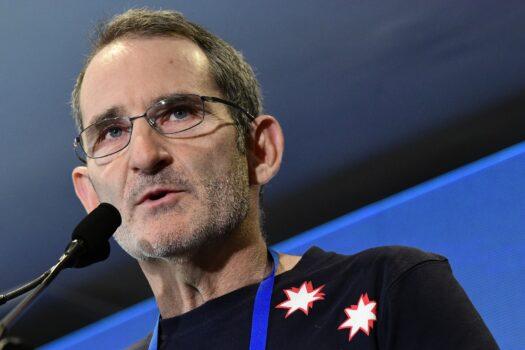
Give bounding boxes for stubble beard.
[113,154,251,261]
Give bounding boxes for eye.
[167,108,189,121]
[106,126,124,138]
[149,96,205,134]
[92,122,129,147]
[159,105,196,123]
[154,104,202,128]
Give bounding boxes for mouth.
[136,188,184,208]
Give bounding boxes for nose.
[127,118,172,174]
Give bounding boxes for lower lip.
[140,192,184,209]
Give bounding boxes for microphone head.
[69,203,122,268]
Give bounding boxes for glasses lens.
[82,117,132,158]
[148,94,205,135]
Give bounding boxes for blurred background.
[0,0,523,348]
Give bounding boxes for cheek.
[185,134,241,182]
[89,165,127,204]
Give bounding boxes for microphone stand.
[0,240,83,346]
[0,273,50,306]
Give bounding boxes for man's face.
[76,37,251,260]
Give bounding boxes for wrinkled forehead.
[79,36,218,127]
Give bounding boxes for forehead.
[80,36,216,126]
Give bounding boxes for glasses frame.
[73,94,256,163]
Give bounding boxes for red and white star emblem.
[276,281,325,318]
[338,293,377,341]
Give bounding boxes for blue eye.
[107,126,123,138]
[95,124,128,146]
[84,116,132,158]
[150,98,204,134]
[169,109,189,120]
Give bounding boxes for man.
[70,8,498,349]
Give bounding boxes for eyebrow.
[86,106,125,127]
[85,90,198,127]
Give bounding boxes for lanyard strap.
[148,249,278,350]
[248,249,278,350]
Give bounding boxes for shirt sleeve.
[378,260,499,350]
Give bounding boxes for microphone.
[0,203,121,341]
[65,202,122,268]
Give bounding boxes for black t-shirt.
[144,246,498,349]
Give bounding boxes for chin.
[114,222,211,261]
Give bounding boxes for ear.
[72,166,101,213]
[247,115,284,185]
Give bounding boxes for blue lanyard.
[148,249,278,350]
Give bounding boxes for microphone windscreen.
[70,203,122,268]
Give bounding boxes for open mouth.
[147,191,169,201]
[137,188,182,207]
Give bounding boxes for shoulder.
[356,245,449,289]
[354,245,447,272]
[302,244,447,268]
[297,245,448,289]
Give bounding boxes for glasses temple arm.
[202,96,256,121]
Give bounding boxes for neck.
[138,226,270,319]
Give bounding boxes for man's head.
[71,9,284,261]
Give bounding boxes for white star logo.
[338,293,377,341]
[276,281,325,318]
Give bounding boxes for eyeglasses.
[74,94,255,162]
